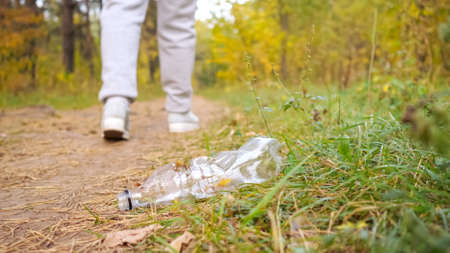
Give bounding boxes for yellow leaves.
[336,223,350,230]
[336,221,367,231]
[217,178,232,187]
[373,75,381,83]
[408,2,420,19]
[209,0,284,82]
[356,221,368,229]
[205,0,447,88]
[0,6,46,92]
[381,83,395,95]
[362,57,370,64]
[422,7,434,17]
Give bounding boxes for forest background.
[0,0,449,106]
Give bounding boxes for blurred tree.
[142,0,158,82]
[0,0,448,96]
[439,17,450,70]
[62,0,75,73]
[25,0,39,88]
[277,0,289,82]
[0,0,45,92]
[204,0,448,87]
[78,0,96,76]
[0,0,11,8]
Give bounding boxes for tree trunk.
[342,48,352,88]
[25,0,37,11]
[277,0,289,82]
[0,0,12,8]
[144,0,158,82]
[83,0,95,76]
[439,40,450,71]
[62,0,75,73]
[25,0,39,88]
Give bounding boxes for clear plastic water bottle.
[117,137,282,211]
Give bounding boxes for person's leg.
[99,0,149,139]
[98,0,149,102]
[157,0,197,113]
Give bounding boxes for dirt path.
[0,96,227,252]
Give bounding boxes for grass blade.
[242,154,313,225]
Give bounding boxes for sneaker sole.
[102,118,129,140]
[169,122,199,133]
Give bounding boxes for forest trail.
[0,96,227,252]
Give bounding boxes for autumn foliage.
[0,0,448,94]
[197,0,449,87]
[0,1,45,92]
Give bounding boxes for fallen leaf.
[320,159,337,168]
[175,160,187,171]
[102,224,161,248]
[217,178,232,187]
[167,231,195,252]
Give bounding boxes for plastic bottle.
[117,137,282,211]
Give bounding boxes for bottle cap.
[117,189,133,211]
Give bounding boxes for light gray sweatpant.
[99,0,197,113]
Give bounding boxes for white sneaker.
[101,96,130,140]
[168,111,199,133]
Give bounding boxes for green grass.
[141,80,448,252]
[0,89,99,109]
[0,81,164,109]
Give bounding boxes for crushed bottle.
[117,137,282,211]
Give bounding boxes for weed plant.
[145,79,449,252]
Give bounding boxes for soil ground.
[0,96,227,252]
